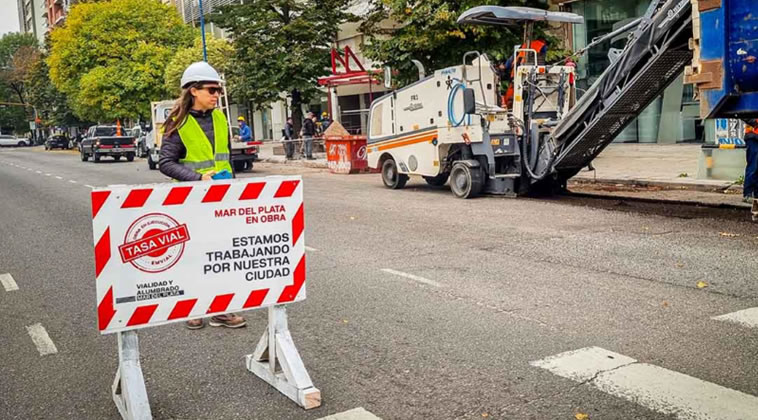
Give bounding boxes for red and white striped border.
[92,177,305,333]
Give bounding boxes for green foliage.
[360,0,569,87]
[48,0,193,122]
[25,52,84,128]
[164,35,235,97]
[213,0,354,124]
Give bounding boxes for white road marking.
[35,170,41,174]
[68,180,77,184]
[54,176,63,180]
[84,184,95,189]
[0,273,19,291]
[26,324,58,356]
[317,407,382,420]
[381,268,443,288]
[305,246,318,252]
[26,168,32,171]
[45,173,51,176]
[531,347,758,420]
[713,308,758,329]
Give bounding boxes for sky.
[1,0,21,36]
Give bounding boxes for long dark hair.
[163,84,197,137]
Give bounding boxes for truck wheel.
[80,150,88,161]
[423,173,449,186]
[94,153,101,163]
[381,158,408,189]
[126,153,134,162]
[147,154,157,170]
[233,160,247,173]
[449,162,483,199]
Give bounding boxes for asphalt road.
[1,146,758,420]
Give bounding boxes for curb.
[261,157,328,169]
[570,177,738,193]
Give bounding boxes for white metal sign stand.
[112,331,152,420]
[247,305,321,409]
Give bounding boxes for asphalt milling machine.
[366,0,758,198]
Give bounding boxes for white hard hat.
[180,61,223,88]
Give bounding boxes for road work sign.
[91,176,306,334]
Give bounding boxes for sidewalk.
[569,144,749,208]
[256,141,751,209]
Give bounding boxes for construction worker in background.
[158,61,246,330]
[238,116,252,142]
[283,117,295,160]
[320,111,332,132]
[497,39,548,109]
[301,112,316,160]
[743,118,758,203]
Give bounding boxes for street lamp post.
[198,0,208,62]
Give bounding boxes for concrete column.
[657,73,685,144]
[253,110,264,140]
[330,88,340,123]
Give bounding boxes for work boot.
[752,199,758,222]
[209,313,246,328]
[185,318,204,330]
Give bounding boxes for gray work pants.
[303,135,313,158]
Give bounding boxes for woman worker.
[159,61,246,330]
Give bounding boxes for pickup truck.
[80,125,137,163]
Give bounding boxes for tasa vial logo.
[118,213,191,273]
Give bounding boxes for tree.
[48,0,193,122]
[360,0,569,87]
[0,33,39,134]
[213,0,354,131]
[26,52,83,128]
[164,35,235,97]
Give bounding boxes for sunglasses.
[197,86,223,95]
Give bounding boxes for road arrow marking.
[531,347,758,419]
[26,324,58,356]
[0,273,19,291]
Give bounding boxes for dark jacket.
[159,109,231,181]
[302,118,316,136]
[284,122,294,139]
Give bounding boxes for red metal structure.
[317,46,381,118]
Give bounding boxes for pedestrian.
[283,117,295,159]
[158,61,246,330]
[238,116,252,142]
[301,112,316,160]
[743,118,758,203]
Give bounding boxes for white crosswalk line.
[317,407,382,420]
[713,308,758,328]
[381,268,443,288]
[26,324,58,356]
[0,273,19,291]
[531,347,758,420]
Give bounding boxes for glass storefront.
[566,0,703,144]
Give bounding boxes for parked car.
[0,135,29,147]
[45,135,70,150]
[79,125,136,162]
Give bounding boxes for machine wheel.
[449,162,483,199]
[80,150,88,161]
[93,153,101,163]
[147,154,157,170]
[126,153,134,162]
[423,173,449,186]
[381,158,408,189]
[113,155,121,161]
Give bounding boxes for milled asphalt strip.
[26,324,58,356]
[0,273,19,291]
[531,347,758,419]
[380,268,443,288]
[713,308,758,328]
[317,407,382,420]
